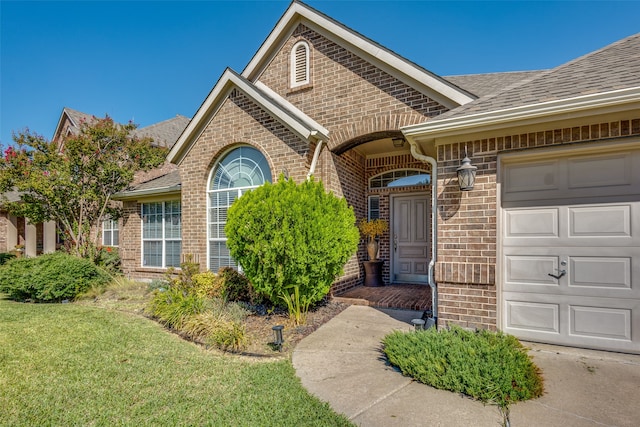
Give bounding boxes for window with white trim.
[141,200,181,268]
[102,218,119,247]
[290,41,310,88]
[208,146,271,272]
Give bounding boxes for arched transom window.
[369,169,430,189]
[208,146,271,271]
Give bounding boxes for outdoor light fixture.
[456,150,477,191]
[272,325,284,351]
[411,318,426,331]
[392,137,405,148]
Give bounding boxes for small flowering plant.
[358,218,388,241]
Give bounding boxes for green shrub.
[94,247,121,276]
[383,325,544,407]
[192,271,223,299]
[146,287,206,329]
[226,176,359,324]
[0,252,16,265]
[0,252,111,302]
[215,267,255,303]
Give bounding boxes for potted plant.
[358,219,388,287]
[358,218,388,261]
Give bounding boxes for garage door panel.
[504,293,640,351]
[570,305,631,341]
[504,208,558,238]
[503,160,560,194]
[505,300,559,334]
[568,152,632,189]
[569,205,631,237]
[570,257,632,290]
[505,256,558,286]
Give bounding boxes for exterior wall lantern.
[456,153,477,191]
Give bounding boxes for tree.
[0,116,166,259]
[225,176,359,325]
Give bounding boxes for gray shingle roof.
[63,107,96,131]
[126,170,181,195]
[443,71,545,98]
[134,115,190,149]
[437,33,640,120]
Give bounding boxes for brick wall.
[257,24,445,152]
[157,24,449,292]
[435,117,640,331]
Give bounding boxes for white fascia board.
[255,81,329,139]
[167,68,318,164]
[402,87,640,141]
[230,71,317,142]
[242,2,474,109]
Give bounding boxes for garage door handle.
[548,269,566,280]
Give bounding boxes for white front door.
[501,144,640,354]
[392,194,429,283]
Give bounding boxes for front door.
[392,194,429,283]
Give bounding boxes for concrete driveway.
[292,305,640,426]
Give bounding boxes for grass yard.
[0,298,352,426]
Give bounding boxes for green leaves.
[0,252,111,302]
[382,326,544,405]
[225,176,359,324]
[0,116,166,259]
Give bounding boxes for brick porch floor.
[333,284,432,311]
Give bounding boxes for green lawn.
[0,298,352,426]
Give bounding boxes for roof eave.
[113,185,181,201]
[167,69,328,165]
[402,87,640,142]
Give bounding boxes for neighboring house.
[111,1,638,354]
[0,107,189,257]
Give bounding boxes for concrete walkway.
[292,305,640,426]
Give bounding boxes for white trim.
[403,87,640,141]
[255,81,329,137]
[242,2,474,108]
[167,69,327,165]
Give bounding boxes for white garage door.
[501,143,640,354]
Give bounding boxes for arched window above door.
[369,169,430,189]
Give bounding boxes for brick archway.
[328,113,426,154]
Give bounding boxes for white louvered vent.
[290,41,309,87]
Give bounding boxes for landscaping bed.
[79,280,347,357]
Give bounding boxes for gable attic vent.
[291,41,310,88]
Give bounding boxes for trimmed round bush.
[0,252,111,302]
[225,176,359,324]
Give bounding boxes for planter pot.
[366,239,379,261]
[363,260,384,287]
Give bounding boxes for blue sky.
[1,1,639,146]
